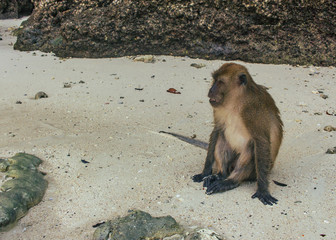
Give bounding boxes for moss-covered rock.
[0,153,48,231]
[92,210,225,240]
[93,210,183,240]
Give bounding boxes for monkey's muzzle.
[209,98,221,107]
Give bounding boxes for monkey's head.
[208,63,251,107]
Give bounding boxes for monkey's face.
[209,64,249,108]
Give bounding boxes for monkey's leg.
[192,129,219,182]
[251,138,278,206]
[206,142,254,194]
[203,132,235,188]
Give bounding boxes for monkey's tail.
[159,131,208,150]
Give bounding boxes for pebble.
[190,63,206,68]
[320,94,328,99]
[133,55,156,63]
[34,91,48,99]
[323,125,336,132]
[326,147,336,154]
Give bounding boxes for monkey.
[191,62,283,205]
[161,63,283,205]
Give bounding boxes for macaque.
[191,63,283,205]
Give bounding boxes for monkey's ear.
[239,74,247,86]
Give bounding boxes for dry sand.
[0,18,335,240]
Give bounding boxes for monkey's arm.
[192,128,219,182]
[251,137,278,205]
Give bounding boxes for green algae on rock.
[93,210,183,240]
[0,153,48,231]
[92,210,225,240]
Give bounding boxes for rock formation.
[14,0,336,66]
[92,210,224,240]
[0,0,34,19]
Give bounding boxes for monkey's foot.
[203,174,221,188]
[192,173,207,183]
[205,179,239,194]
[251,191,278,206]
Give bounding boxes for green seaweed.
[0,153,48,231]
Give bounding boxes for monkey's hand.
[251,190,278,206]
[192,174,206,182]
[205,179,239,194]
[203,174,221,188]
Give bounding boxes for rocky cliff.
[14,0,336,66]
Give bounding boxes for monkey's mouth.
[209,98,220,106]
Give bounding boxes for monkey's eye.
[239,74,247,85]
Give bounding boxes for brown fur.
[192,63,283,205]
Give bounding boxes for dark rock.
[34,91,48,99]
[326,147,336,154]
[13,0,336,66]
[92,210,183,240]
[0,0,34,19]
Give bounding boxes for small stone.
[34,91,48,99]
[134,55,156,63]
[190,63,206,69]
[16,101,22,104]
[63,83,71,88]
[320,94,328,99]
[323,125,336,132]
[326,147,336,154]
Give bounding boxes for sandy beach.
[0,18,335,240]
